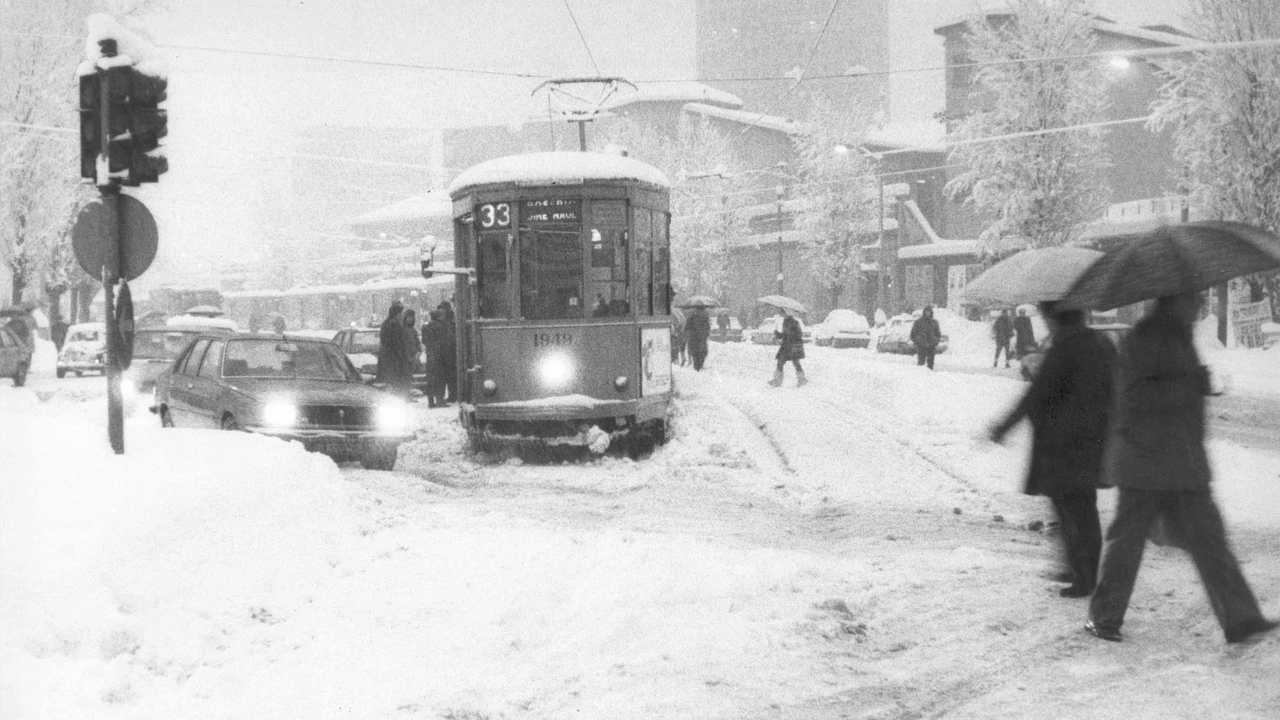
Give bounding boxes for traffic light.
[78,71,100,181]
[104,64,133,180]
[126,65,168,184]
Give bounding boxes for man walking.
[1085,292,1277,644]
[989,303,1116,598]
[910,305,942,370]
[1013,307,1037,359]
[992,309,1014,368]
[685,305,711,371]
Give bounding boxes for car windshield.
[69,329,100,343]
[349,331,380,354]
[222,338,358,381]
[133,330,200,360]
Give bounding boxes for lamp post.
[775,184,786,295]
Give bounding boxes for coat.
[422,318,449,381]
[993,314,1014,343]
[685,309,711,353]
[910,315,941,351]
[775,315,805,361]
[1013,315,1036,351]
[992,324,1116,496]
[376,314,405,383]
[1103,308,1212,491]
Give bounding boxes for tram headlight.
[482,379,498,396]
[538,353,575,389]
[614,375,628,391]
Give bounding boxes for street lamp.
[775,184,786,295]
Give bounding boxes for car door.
[187,338,227,428]
[167,338,211,426]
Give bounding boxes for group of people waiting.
[375,299,457,407]
[991,307,1039,368]
[988,293,1276,644]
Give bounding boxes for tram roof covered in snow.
[447,152,671,197]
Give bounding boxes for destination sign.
[522,198,581,225]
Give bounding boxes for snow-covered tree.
[1,1,148,306]
[1150,0,1280,314]
[944,0,1111,251]
[595,115,750,300]
[790,109,880,309]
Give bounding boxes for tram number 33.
[478,203,511,229]
[533,332,573,347]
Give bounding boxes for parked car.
[0,324,33,386]
[122,325,234,407]
[874,314,949,355]
[750,315,811,345]
[56,322,107,378]
[1019,322,1131,381]
[812,309,871,349]
[710,316,744,343]
[153,333,414,470]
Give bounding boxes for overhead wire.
[560,0,602,76]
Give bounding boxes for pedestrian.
[910,305,942,370]
[438,301,458,403]
[1085,291,1278,644]
[272,315,286,334]
[421,309,447,407]
[685,305,711,371]
[402,309,422,399]
[988,302,1116,598]
[1013,306,1037,359]
[992,309,1014,368]
[51,317,70,352]
[376,300,406,394]
[670,307,687,365]
[769,308,806,386]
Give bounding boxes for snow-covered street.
[3,328,1279,719]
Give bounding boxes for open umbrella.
[1062,221,1280,310]
[679,295,719,309]
[758,295,806,314]
[961,247,1104,305]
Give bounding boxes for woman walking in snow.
[770,309,806,387]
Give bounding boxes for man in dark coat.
[992,309,1014,368]
[989,303,1116,598]
[769,309,806,386]
[402,309,422,397]
[376,301,406,391]
[909,305,942,370]
[1085,292,1277,644]
[421,309,448,407]
[685,306,712,371]
[438,301,458,403]
[1013,307,1037,359]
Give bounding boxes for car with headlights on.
[153,333,414,470]
[123,325,234,410]
[56,322,107,378]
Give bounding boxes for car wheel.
[12,363,27,387]
[220,414,241,431]
[56,368,67,378]
[160,407,175,428]
[360,445,397,471]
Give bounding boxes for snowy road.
[4,337,1279,719]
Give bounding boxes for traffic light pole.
[98,65,125,454]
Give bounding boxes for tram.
[448,151,674,454]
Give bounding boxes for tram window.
[520,229,583,320]
[478,232,511,318]
[633,209,654,316]
[588,227,630,317]
[653,211,671,315]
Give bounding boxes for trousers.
[1050,489,1101,590]
[1089,489,1264,637]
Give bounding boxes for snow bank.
[0,397,359,718]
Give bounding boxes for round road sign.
[72,195,159,282]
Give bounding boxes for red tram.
[448,151,674,454]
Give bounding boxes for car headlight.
[482,379,498,396]
[538,353,574,388]
[263,401,298,427]
[120,376,137,398]
[376,401,410,432]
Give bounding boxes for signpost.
[76,24,168,454]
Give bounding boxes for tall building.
[695,0,890,123]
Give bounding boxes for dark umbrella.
[679,295,719,309]
[1062,221,1280,310]
[961,247,1104,305]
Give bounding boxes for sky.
[120,0,1188,287]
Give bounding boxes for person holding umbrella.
[989,301,1116,599]
[1084,291,1276,643]
[685,305,712,371]
[770,307,806,387]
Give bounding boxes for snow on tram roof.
[447,152,671,196]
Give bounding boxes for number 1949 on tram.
[448,151,675,455]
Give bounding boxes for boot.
[796,370,808,386]
[768,370,783,387]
